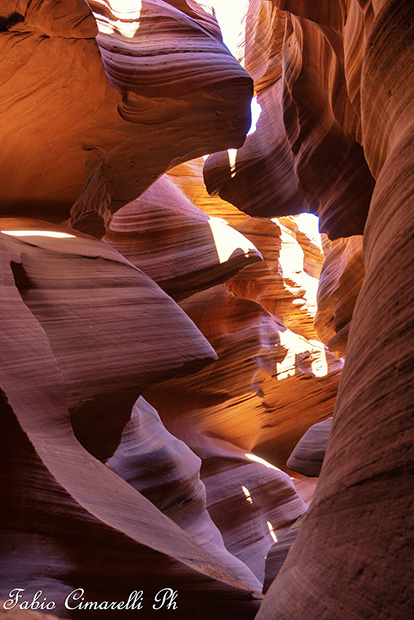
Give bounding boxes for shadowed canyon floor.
[0,0,413,619]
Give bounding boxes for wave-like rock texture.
[107,397,261,590]
[2,0,412,616]
[262,516,303,594]
[148,162,343,471]
[142,280,340,577]
[315,236,364,357]
[286,417,332,477]
[204,78,304,220]
[197,436,306,583]
[168,159,326,341]
[103,175,262,301]
[252,334,342,469]
[0,0,252,231]
[227,216,323,341]
[144,282,342,463]
[167,158,250,227]
[204,2,376,239]
[145,283,283,449]
[257,1,414,617]
[0,225,264,618]
[100,167,326,584]
[0,222,216,461]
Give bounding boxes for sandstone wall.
[0,0,412,618]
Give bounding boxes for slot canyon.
[0,1,413,619]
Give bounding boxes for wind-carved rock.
[101,171,317,586]
[287,417,333,478]
[227,215,324,341]
[107,397,262,591]
[196,435,307,583]
[135,162,343,475]
[204,1,375,239]
[256,1,414,617]
[103,175,262,301]
[0,0,252,232]
[315,236,365,357]
[1,0,411,617]
[0,225,263,618]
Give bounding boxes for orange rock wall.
[0,0,412,618]
[257,0,414,617]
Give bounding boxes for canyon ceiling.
[0,0,413,619]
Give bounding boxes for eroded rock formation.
[255,1,414,618]
[287,417,332,477]
[204,0,376,238]
[0,226,262,618]
[107,397,262,589]
[1,0,413,618]
[0,0,252,229]
[315,236,364,356]
[103,174,262,301]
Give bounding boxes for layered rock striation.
[256,0,414,617]
[0,0,252,230]
[204,1,376,239]
[315,235,364,357]
[103,174,262,301]
[1,0,413,618]
[287,417,332,478]
[0,225,262,618]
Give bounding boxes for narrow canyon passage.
[0,1,412,619]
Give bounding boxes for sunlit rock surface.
[108,397,305,584]
[227,216,323,341]
[144,280,341,466]
[142,278,339,575]
[145,162,343,475]
[197,436,306,583]
[107,397,262,590]
[0,223,216,461]
[1,0,413,617]
[103,175,262,301]
[204,1,375,239]
[0,0,252,230]
[168,158,250,227]
[315,236,364,357]
[262,516,303,594]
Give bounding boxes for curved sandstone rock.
[204,1,375,239]
[0,223,216,461]
[1,0,412,617]
[167,158,251,227]
[257,1,414,617]
[286,417,332,477]
[0,0,252,232]
[315,235,365,357]
[252,333,342,469]
[168,159,326,341]
[0,228,262,618]
[197,436,307,583]
[143,268,342,472]
[262,516,303,593]
[107,397,262,590]
[145,284,283,451]
[204,78,304,220]
[103,175,262,301]
[227,215,323,341]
